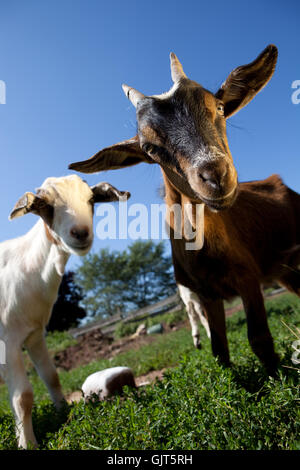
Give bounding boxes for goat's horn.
[170,52,187,83]
[122,84,145,108]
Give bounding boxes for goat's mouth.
[69,242,92,254]
[198,187,238,211]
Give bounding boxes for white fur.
[82,367,135,401]
[178,284,211,348]
[0,175,102,448]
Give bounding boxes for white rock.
[131,323,147,339]
[82,366,136,401]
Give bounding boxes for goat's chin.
[63,241,92,256]
[195,187,238,212]
[200,195,236,212]
[70,245,92,256]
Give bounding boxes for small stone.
[82,366,136,402]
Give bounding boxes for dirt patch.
[54,322,185,371]
[135,368,167,387]
[57,291,284,372]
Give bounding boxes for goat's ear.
[68,136,152,174]
[9,192,53,222]
[91,182,131,203]
[215,45,278,118]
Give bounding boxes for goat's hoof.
[18,438,38,450]
[218,357,231,368]
[264,355,280,377]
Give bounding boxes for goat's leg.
[25,330,65,408]
[193,300,211,340]
[178,284,201,348]
[187,301,202,349]
[240,282,279,375]
[201,298,230,366]
[5,345,37,449]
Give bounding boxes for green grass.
[0,293,299,450]
[45,330,77,355]
[114,308,186,339]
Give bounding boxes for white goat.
[177,284,211,349]
[0,175,130,449]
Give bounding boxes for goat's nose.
[199,170,221,190]
[198,161,228,190]
[70,226,89,241]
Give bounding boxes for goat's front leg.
[201,298,230,366]
[4,345,37,449]
[240,282,279,375]
[25,330,65,408]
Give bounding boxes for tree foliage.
[47,271,86,332]
[75,240,176,318]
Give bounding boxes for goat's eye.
[142,143,154,154]
[143,143,164,157]
[217,103,224,115]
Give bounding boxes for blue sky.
[0,0,299,269]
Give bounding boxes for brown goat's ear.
[9,192,53,222]
[69,136,152,174]
[215,45,278,118]
[91,182,131,203]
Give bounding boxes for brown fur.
[44,222,59,245]
[106,370,137,396]
[165,173,300,373]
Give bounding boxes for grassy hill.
[0,293,299,450]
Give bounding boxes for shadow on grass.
[229,353,299,398]
[32,400,71,448]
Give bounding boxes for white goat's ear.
[9,192,53,221]
[91,183,131,203]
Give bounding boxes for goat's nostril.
[70,226,89,241]
[199,171,220,189]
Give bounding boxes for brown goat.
[69,45,300,374]
[165,173,300,373]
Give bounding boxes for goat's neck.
[162,173,230,253]
[162,172,205,244]
[24,220,70,285]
